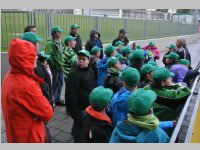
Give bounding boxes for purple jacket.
[170,64,188,84]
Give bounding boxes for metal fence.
[1,10,199,51]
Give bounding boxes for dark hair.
[91,105,104,112]
[129,59,144,72]
[150,79,163,89]
[24,25,36,33]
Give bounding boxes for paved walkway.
[1,40,200,143]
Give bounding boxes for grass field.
[1,11,198,52]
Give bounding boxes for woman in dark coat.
[85,30,103,59]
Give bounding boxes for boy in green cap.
[162,44,176,65]
[139,63,158,88]
[65,49,95,142]
[109,88,169,143]
[69,24,82,52]
[114,40,124,54]
[62,35,77,113]
[144,67,191,121]
[104,57,123,93]
[97,44,118,86]
[120,46,133,65]
[128,50,145,72]
[164,52,179,69]
[21,31,43,53]
[143,41,160,61]
[79,86,114,143]
[45,26,65,106]
[89,46,102,86]
[107,67,140,127]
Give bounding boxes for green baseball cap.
[114,41,124,46]
[140,63,158,76]
[115,52,122,59]
[21,32,43,44]
[165,52,179,61]
[127,88,157,116]
[149,41,155,47]
[148,61,159,68]
[38,51,50,59]
[104,45,118,56]
[71,24,80,29]
[64,35,76,43]
[167,44,176,49]
[121,46,133,56]
[91,46,102,55]
[89,86,113,111]
[152,67,174,82]
[77,49,90,58]
[128,50,144,60]
[178,59,190,66]
[51,26,63,33]
[107,57,120,68]
[137,45,143,50]
[120,67,140,87]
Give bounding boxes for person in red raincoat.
[1,38,53,143]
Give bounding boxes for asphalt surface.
[1,40,200,143]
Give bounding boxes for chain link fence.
[1,10,198,51]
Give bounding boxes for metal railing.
[170,62,200,143]
[1,10,199,51]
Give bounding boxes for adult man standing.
[69,24,82,53]
[112,29,129,46]
[45,26,64,106]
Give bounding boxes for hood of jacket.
[8,38,44,83]
[97,57,109,70]
[90,30,100,39]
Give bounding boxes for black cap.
[119,29,127,34]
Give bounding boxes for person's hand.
[173,120,177,127]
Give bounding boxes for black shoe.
[55,101,65,106]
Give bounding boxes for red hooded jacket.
[1,38,53,143]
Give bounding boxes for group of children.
[2,24,200,143]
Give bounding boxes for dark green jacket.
[45,38,64,71]
[144,84,191,121]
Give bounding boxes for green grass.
[1,12,198,52]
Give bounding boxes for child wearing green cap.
[65,49,95,142]
[128,50,145,72]
[107,67,140,127]
[143,41,160,61]
[164,52,179,69]
[113,40,124,54]
[97,44,118,86]
[119,46,133,65]
[162,44,176,66]
[144,67,191,122]
[79,86,114,143]
[89,46,101,85]
[104,57,123,93]
[179,59,200,88]
[139,63,158,88]
[109,89,169,143]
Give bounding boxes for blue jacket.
[97,57,109,86]
[107,87,131,127]
[109,121,169,143]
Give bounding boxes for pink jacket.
[143,45,160,60]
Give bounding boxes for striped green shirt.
[62,47,76,79]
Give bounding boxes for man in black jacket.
[69,24,82,53]
[112,29,129,46]
[85,30,103,59]
[65,50,96,142]
[80,86,114,143]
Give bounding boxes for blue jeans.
[54,71,64,102]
